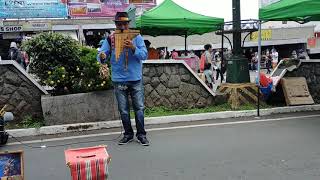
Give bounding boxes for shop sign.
[22,22,52,31]
[0,26,23,32]
[250,29,272,41]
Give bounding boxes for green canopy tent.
[255,0,320,115]
[136,0,224,50]
[259,0,320,22]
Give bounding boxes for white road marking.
[5,114,320,146]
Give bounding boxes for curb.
[8,104,320,138]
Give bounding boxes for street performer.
[97,12,149,146]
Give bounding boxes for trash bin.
[226,56,250,83]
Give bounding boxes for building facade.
[0,0,156,59]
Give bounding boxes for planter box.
[41,90,119,126]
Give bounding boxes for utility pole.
[226,0,250,83]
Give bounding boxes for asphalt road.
[1,111,320,180]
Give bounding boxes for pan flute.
[114,29,140,66]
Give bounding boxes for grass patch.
[129,103,273,118]
[6,115,46,129]
[19,115,45,128]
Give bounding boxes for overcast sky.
[156,0,259,21]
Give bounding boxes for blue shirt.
[97,34,148,82]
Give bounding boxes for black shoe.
[118,136,133,145]
[137,136,150,146]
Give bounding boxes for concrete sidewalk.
[7,104,320,138]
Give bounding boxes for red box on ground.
[65,146,111,180]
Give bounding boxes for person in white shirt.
[271,48,279,69]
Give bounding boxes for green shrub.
[71,46,112,93]
[19,115,44,128]
[22,32,111,95]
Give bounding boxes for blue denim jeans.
[113,80,146,138]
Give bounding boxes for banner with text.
[250,29,272,41]
[68,0,156,18]
[0,0,68,19]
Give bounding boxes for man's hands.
[124,39,136,52]
[100,52,107,60]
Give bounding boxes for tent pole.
[221,25,225,83]
[184,33,187,51]
[257,20,262,117]
[221,25,224,58]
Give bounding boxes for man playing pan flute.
[97,12,149,146]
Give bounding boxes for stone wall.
[285,60,320,103]
[41,60,223,125]
[0,60,224,126]
[143,60,223,109]
[41,90,119,126]
[0,61,48,123]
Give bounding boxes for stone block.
[159,73,168,83]
[149,90,160,102]
[15,100,28,112]
[196,97,207,108]
[149,67,157,77]
[4,70,23,85]
[189,91,200,101]
[164,66,171,74]
[170,66,178,75]
[2,84,17,95]
[164,88,173,99]
[143,67,149,76]
[41,90,119,125]
[171,88,179,96]
[143,76,151,84]
[178,67,188,75]
[155,83,166,96]
[181,74,191,82]
[156,65,164,76]
[179,82,190,98]
[168,94,176,105]
[151,77,160,88]
[145,96,154,108]
[167,75,181,88]
[144,84,153,97]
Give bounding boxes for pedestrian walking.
[8,42,25,69]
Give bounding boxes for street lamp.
[226,0,250,83]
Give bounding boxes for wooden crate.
[281,77,314,106]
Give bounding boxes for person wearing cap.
[97,12,149,146]
[8,42,25,69]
